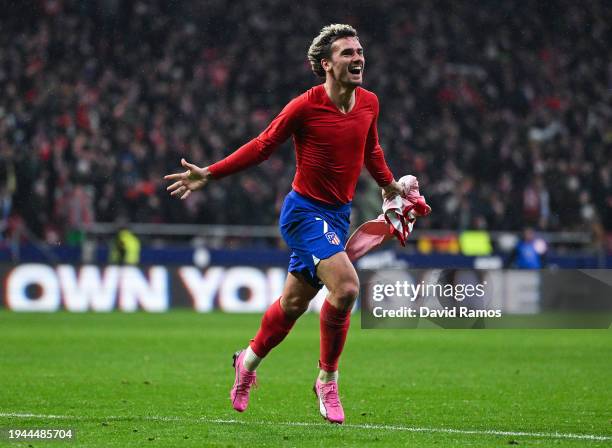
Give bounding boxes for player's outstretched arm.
[164,158,212,200]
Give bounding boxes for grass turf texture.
[0,312,610,447]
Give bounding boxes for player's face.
[326,37,364,86]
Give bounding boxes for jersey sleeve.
[364,95,395,186]
[208,96,304,179]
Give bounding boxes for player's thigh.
[281,272,319,313]
[316,251,359,299]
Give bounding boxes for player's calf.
[280,294,311,319]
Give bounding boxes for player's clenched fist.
[164,158,211,200]
[381,180,402,201]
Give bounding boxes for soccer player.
[165,24,401,424]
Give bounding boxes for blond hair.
[307,24,358,78]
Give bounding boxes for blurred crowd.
[0,0,611,246]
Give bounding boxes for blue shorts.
[279,190,351,290]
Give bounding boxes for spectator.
[506,228,548,269]
[109,224,141,265]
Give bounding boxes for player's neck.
[324,80,356,114]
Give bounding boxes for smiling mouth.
[348,66,362,75]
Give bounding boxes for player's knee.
[333,280,360,307]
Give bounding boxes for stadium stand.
[0,0,610,252]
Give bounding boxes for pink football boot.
[313,379,345,424]
[230,350,257,412]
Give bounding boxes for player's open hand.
[164,158,211,200]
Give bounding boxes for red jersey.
[208,84,394,205]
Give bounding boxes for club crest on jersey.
[325,231,341,245]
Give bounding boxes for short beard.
[333,70,363,87]
[344,76,363,86]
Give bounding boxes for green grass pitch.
[0,311,610,447]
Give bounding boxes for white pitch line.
[0,412,610,442]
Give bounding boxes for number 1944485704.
[2,428,74,440]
